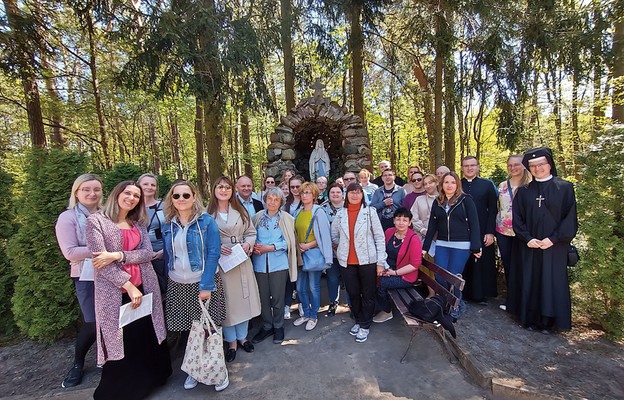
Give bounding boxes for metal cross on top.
[312,78,326,103]
[536,195,545,207]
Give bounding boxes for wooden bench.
[388,257,465,363]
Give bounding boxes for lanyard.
[507,180,514,202]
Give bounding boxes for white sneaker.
[215,375,229,392]
[284,306,291,320]
[373,311,393,323]
[184,375,198,390]
[293,317,309,326]
[355,328,369,343]
[499,304,507,311]
[305,319,317,331]
[349,323,360,336]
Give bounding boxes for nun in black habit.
[508,147,577,332]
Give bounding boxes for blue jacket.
[370,185,406,220]
[162,212,221,291]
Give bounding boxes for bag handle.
[198,297,219,334]
[303,209,318,243]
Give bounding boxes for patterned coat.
[86,212,167,365]
[212,207,261,327]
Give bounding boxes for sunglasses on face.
[290,185,301,189]
[412,178,423,182]
[172,193,192,200]
[266,180,275,184]
[344,177,356,181]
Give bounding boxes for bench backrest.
[419,258,465,310]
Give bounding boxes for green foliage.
[488,165,508,187]
[0,167,16,335]
[574,127,624,340]
[7,149,87,342]
[157,173,173,199]
[101,163,143,193]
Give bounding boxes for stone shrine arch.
[265,81,373,181]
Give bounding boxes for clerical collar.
[465,177,476,182]
[536,175,553,182]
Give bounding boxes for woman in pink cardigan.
[373,207,422,323]
[86,181,171,400]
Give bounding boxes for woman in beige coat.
[207,176,261,363]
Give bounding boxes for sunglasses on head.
[172,193,192,200]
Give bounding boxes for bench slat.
[422,258,465,291]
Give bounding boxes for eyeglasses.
[266,180,275,184]
[344,177,356,181]
[463,164,478,168]
[290,185,300,189]
[172,193,192,200]
[216,185,232,191]
[79,188,102,194]
[529,162,549,169]
[412,178,423,182]
[301,191,313,195]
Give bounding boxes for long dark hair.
[102,180,148,225]
[283,175,304,215]
[344,182,367,208]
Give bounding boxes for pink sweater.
[384,228,422,283]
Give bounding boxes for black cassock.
[509,177,577,330]
[462,177,498,300]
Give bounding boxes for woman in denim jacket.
[161,181,227,392]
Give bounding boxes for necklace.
[392,234,404,248]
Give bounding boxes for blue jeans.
[296,268,322,320]
[223,321,249,343]
[434,245,471,316]
[376,275,413,313]
[326,258,341,304]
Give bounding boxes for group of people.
[55,147,577,399]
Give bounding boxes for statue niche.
[266,78,373,181]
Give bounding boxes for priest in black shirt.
[461,156,498,303]
[509,147,577,332]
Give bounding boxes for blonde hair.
[163,181,205,223]
[137,173,159,197]
[68,173,103,209]
[358,169,372,178]
[101,181,148,225]
[300,181,319,199]
[508,155,533,193]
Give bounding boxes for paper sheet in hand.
[119,293,153,328]
[79,258,94,281]
[219,243,248,273]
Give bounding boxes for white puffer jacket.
[331,205,387,267]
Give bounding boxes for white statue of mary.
[309,139,330,180]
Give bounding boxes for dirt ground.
[1,287,623,399]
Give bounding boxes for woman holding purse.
[207,176,261,363]
[161,180,228,391]
[331,183,387,343]
[292,181,333,331]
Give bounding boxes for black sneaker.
[61,363,83,388]
[325,302,338,317]
[273,327,284,344]
[251,328,274,344]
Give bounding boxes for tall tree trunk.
[389,75,396,167]
[592,3,605,132]
[443,59,456,170]
[3,0,46,148]
[433,13,444,168]
[456,50,466,164]
[349,2,365,123]
[41,56,64,148]
[280,0,295,112]
[241,102,253,178]
[571,69,580,178]
[195,99,209,198]
[149,115,161,173]
[85,13,110,168]
[413,60,436,171]
[613,6,624,123]
[168,111,183,179]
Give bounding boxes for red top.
[384,228,422,283]
[347,203,360,265]
[121,225,142,291]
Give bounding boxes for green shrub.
[101,163,143,193]
[488,165,508,187]
[574,127,624,340]
[0,168,16,336]
[7,149,88,342]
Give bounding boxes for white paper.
[79,258,94,281]
[218,243,248,273]
[118,293,153,328]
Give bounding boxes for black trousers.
[340,263,377,329]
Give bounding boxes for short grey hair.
[263,187,286,207]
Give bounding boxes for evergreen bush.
[575,127,624,340]
[101,163,143,193]
[0,167,16,336]
[7,149,88,342]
